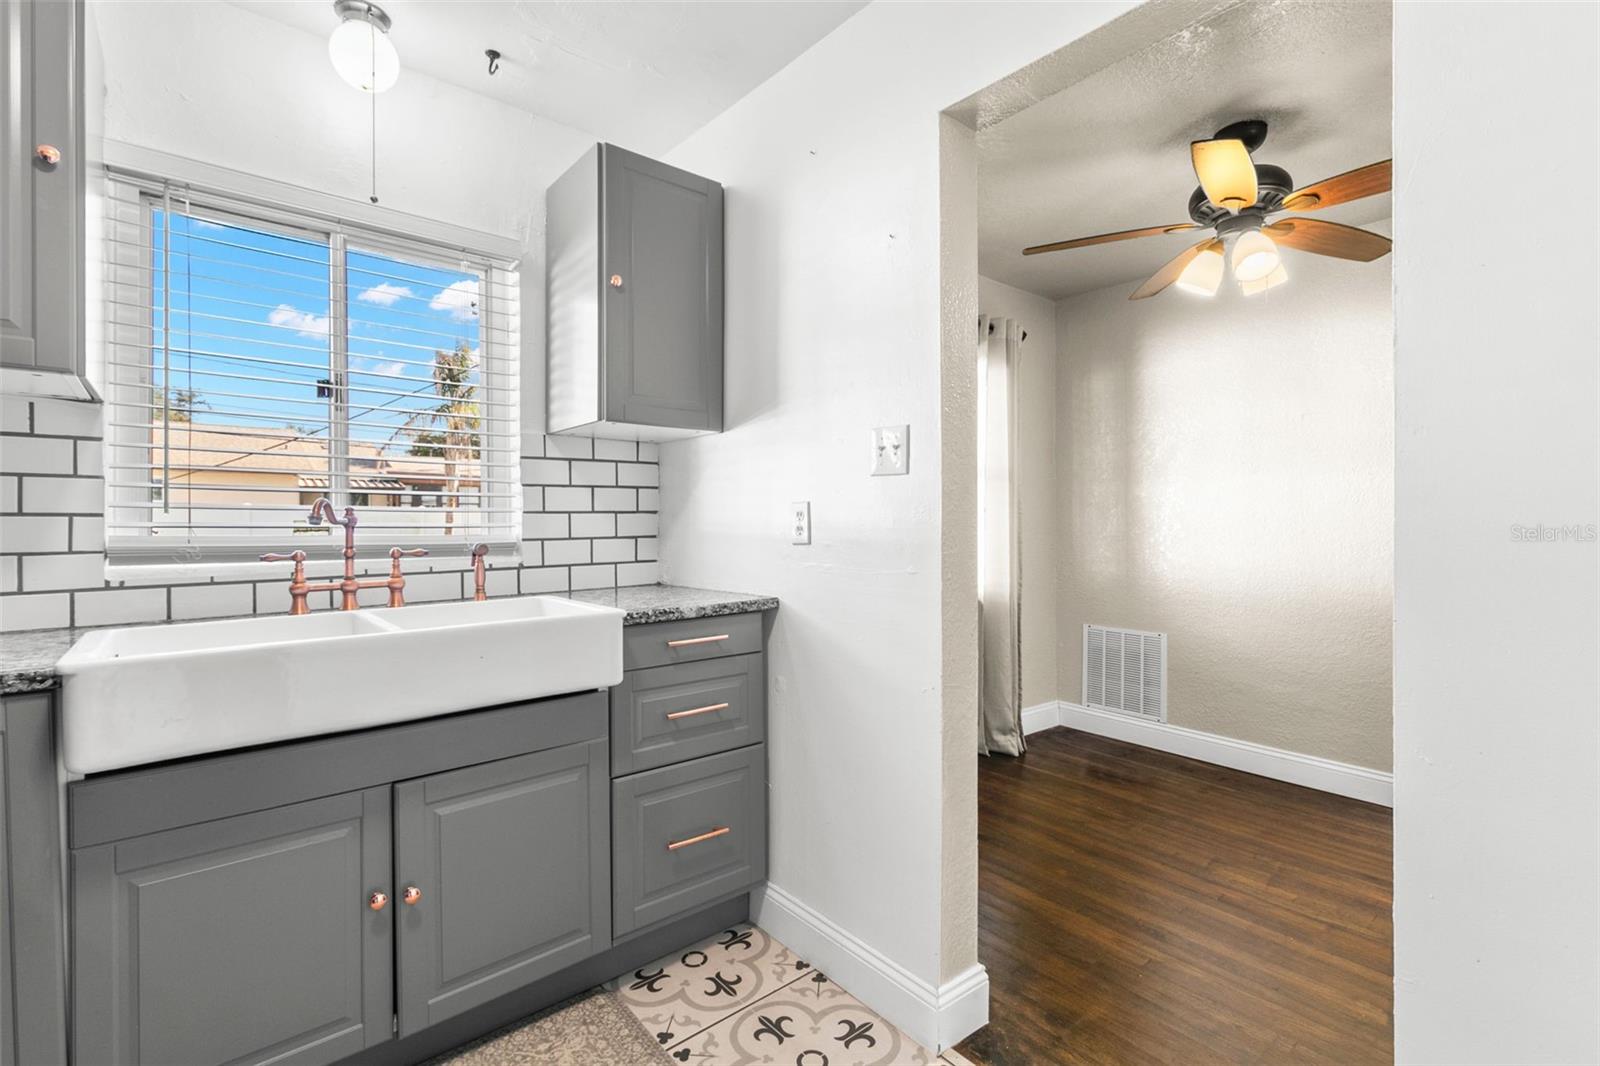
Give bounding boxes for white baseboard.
[751,882,989,1052]
[1032,701,1393,807]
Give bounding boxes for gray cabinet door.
[1,0,83,373]
[602,145,723,432]
[72,787,394,1066]
[394,739,610,1036]
[613,745,765,937]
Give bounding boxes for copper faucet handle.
[389,547,429,559]
[260,550,307,563]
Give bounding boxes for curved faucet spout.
[307,496,356,530]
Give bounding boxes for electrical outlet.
[871,425,910,476]
[790,501,810,545]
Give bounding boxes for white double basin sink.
[56,596,625,774]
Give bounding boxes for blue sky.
[149,210,484,456]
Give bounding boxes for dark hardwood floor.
[955,728,1392,1066]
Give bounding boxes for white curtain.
[978,315,1025,757]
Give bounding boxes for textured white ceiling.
[229,0,866,154]
[979,0,1392,301]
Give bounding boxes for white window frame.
[100,168,522,568]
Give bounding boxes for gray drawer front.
[612,746,766,936]
[611,654,764,775]
[623,612,763,671]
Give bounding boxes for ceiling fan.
[1023,119,1392,300]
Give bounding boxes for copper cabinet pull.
[665,634,729,648]
[35,144,61,165]
[666,701,729,721]
[368,891,389,911]
[609,274,623,288]
[402,886,422,905]
[667,826,731,851]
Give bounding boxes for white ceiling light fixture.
[329,0,399,93]
[1229,228,1280,284]
[1240,262,1289,296]
[1173,246,1224,297]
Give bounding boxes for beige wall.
[1053,231,1394,771]
[978,276,1059,711]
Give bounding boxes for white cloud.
[367,360,407,379]
[267,304,330,338]
[429,280,480,322]
[357,282,412,307]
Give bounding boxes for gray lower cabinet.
[0,692,67,1066]
[611,653,765,775]
[612,745,766,938]
[71,787,394,1066]
[394,740,609,1036]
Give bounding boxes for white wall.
[658,0,1142,1046]
[1052,243,1394,771]
[978,276,1058,711]
[1393,3,1599,1062]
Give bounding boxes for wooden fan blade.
[1023,223,1197,256]
[1265,219,1391,262]
[1281,159,1392,211]
[1129,237,1223,300]
[1191,138,1258,211]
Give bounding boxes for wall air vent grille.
[1083,624,1166,721]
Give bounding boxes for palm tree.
[397,341,479,534]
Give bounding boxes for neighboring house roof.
[152,422,480,484]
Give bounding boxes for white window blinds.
[101,175,521,564]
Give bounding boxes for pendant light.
[329,1,399,93]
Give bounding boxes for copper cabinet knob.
[609,274,623,288]
[368,891,389,911]
[402,886,422,905]
[35,144,61,165]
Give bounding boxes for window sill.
[0,366,101,404]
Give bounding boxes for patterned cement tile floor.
[439,922,974,1066]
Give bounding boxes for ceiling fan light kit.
[1022,119,1391,301]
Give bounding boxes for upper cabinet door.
[393,739,610,1037]
[71,788,394,1066]
[602,145,724,433]
[1,0,84,374]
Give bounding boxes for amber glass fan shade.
[1191,139,1258,212]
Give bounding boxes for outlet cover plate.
[790,501,810,545]
[871,425,910,476]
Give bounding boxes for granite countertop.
[0,583,777,697]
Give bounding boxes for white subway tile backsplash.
[170,582,254,621]
[593,488,636,512]
[616,513,658,537]
[638,442,660,462]
[520,436,545,459]
[74,587,167,627]
[637,489,660,512]
[484,567,520,597]
[518,541,543,567]
[520,566,569,594]
[76,439,102,476]
[636,537,658,562]
[594,439,636,461]
[0,592,70,632]
[1,476,16,513]
[0,435,74,474]
[569,564,615,590]
[71,515,105,552]
[1,515,70,553]
[0,557,16,593]
[616,562,661,587]
[544,539,591,565]
[21,476,103,514]
[22,553,105,591]
[617,463,659,487]
[570,513,615,539]
[31,397,102,437]
[569,461,617,486]
[523,513,569,540]
[592,538,635,563]
[543,487,592,512]
[545,436,593,460]
[0,398,31,434]
[521,458,570,485]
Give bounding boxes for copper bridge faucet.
[259,500,428,613]
[469,543,489,601]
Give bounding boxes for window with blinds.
[101,176,521,564]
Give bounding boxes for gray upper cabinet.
[394,739,610,1036]
[547,143,723,440]
[72,788,394,1066]
[1,0,85,377]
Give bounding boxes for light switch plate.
[871,425,910,476]
[790,501,810,545]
